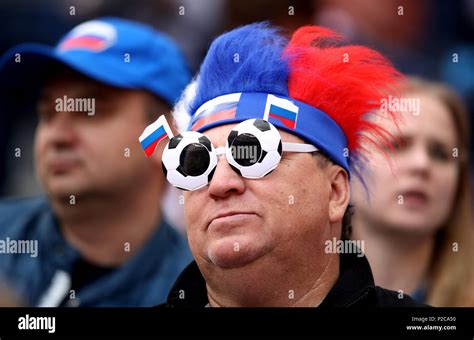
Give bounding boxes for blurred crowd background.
[0,0,474,305]
[0,0,473,197]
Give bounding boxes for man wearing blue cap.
[155,23,425,307]
[0,17,192,306]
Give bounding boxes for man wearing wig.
[140,23,424,307]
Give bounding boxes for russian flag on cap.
[191,93,241,131]
[58,21,117,53]
[263,94,299,129]
[139,115,173,157]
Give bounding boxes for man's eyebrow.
[37,92,55,104]
[80,85,107,95]
[89,90,124,102]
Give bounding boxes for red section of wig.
[285,26,402,153]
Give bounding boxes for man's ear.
[327,165,350,224]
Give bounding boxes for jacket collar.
[165,252,375,307]
[319,252,375,308]
[166,259,208,307]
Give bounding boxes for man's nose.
[207,155,246,199]
[45,113,78,148]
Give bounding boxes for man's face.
[184,123,349,270]
[35,70,165,199]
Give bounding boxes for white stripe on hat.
[194,93,242,119]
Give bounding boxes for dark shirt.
[161,252,427,307]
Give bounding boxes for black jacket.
[161,252,427,307]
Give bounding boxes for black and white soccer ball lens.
[226,119,283,178]
[162,131,217,191]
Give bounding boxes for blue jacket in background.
[0,196,192,306]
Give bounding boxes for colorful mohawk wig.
[187,22,402,175]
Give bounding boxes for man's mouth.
[47,157,81,174]
[208,211,258,231]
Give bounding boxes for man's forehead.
[40,70,124,101]
[201,123,305,144]
[201,124,235,141]
[46,66,92,84]
[44,75,100,92]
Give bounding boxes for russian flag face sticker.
[57,21,117,53]
[263,94,299,129]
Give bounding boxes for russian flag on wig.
[139,115,173,157]
[191,93,240,131]
[58,21,117,52]
[263,94,299,129]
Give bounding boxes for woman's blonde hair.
[403,77,474,306]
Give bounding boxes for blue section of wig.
[189,22,290,115]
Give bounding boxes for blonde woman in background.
[351,77,474,307]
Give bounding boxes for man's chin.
[44,179,89,201]
[206,237,266,269]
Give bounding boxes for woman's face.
[351,92,460,235]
